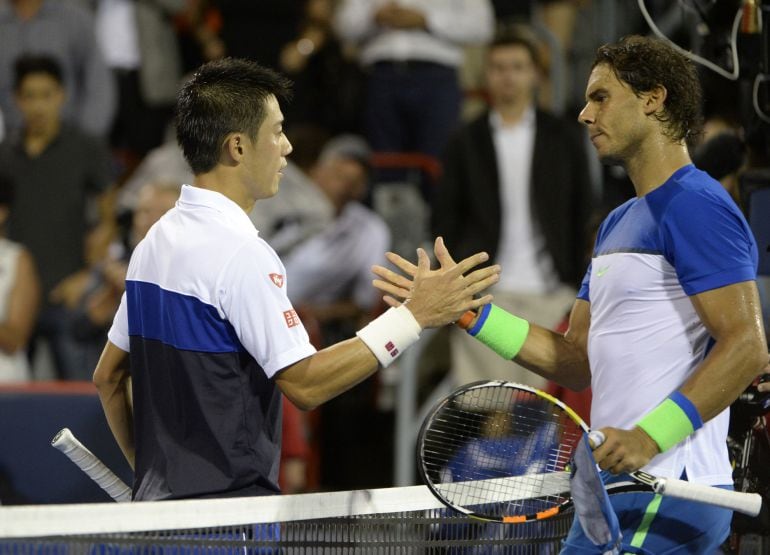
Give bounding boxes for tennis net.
[0,483,573,553]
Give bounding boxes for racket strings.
[421,386,583,518]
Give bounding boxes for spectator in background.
[278,0,364,135]
[48,181,180,381]
[0,0,116,138]
[283,135,390,332]
[214,0,305,69]
[0,55,112,380]
[333,0,495,179]
[281,134,391,491]
[92,0,186,164]
[432,27,593,389]
[0,175,41,383]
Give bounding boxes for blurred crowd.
[0,0,768,492]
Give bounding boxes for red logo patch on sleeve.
[269,273,284,288]
[283,309,301,328]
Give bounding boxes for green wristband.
[467,304,530,360]
[636,393,701,453]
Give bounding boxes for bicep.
[690,281,765,342]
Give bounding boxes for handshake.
[370,236,500,330]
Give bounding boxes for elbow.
[563,366,592,392]
[750,339,770,377]
[92,363,120,392]
[280,387,322,412]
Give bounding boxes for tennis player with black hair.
[374,36,768,552]
[92,57,500,501]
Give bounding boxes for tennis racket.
[51,427,132,502]
[417,380,762,523]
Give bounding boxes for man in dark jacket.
[432,26,594,388]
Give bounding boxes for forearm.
[679,332,768,422]
[276,337,379,410]
[93,343,135,469]
[95,374,135,469]
[514,325,591,390]
[461,301,591,390]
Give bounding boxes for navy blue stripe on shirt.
[126,280,244,353]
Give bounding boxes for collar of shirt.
[178,184,259,236]
[488,106,536,131]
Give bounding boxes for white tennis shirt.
[578,165,758,485]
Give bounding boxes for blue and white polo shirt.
[578,164,757,485]
[108,185,316,500]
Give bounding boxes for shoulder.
[655,166,741,221]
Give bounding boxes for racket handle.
[51,428,132,503]
[657,477,762,516]
[588,430,606,448]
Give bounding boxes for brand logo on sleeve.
[269,273,284,287]
[283,309,300,328]
[596,266,610,277]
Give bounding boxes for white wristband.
[356,305,422,367]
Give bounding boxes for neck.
[194,168,253,213]
[24,120,60,156]
[625,136,692,197]
[493,98,532,125]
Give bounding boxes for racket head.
[417,380,589,523]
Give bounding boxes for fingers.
[591,428,653,474]
[452,251,490,278]
[384,252,417,277]
[415,247,430,275]
[372,279,410,301]
[467,294,494,310]
[382,295,401,308]
[433,236,457,269]
[372,264,414,291]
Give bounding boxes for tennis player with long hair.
[374,36,768,553]
[92,57,500,502]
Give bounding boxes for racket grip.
[588,430,606,448]
[658,477,762,516]
[51,428,132,503]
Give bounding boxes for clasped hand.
[371,237,500,329]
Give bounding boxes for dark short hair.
[488,26,541,69]
[592,35,702,143]
[175,58,292,174]
[13,55,64,90]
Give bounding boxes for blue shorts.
[561,473,733,554]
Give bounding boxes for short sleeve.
[218,241,316,378]
[577,262,592,301]
[660,189,757,296]
[107,291,130,351]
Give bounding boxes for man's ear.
[223,133,244,164]
[643,85,667,116]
